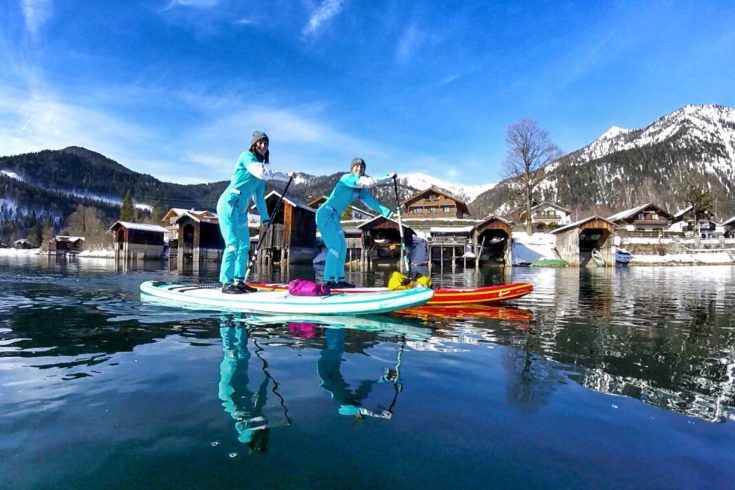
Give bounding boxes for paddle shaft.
[244,175,294,282]
[393,176,410,274]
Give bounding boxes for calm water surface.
[1,256,734,489]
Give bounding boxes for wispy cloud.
[0,82,148,163]
[302,0,344,39]
[163,0,220,10]
[233,18,255,26]
[395,23,423,65]
[21,0,53,38]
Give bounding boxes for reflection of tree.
[507,269,735,422]
[503,349,560,413]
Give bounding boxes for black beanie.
[251,131,269,146]
[350,157,366,170]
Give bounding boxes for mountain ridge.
[2,103,735,243]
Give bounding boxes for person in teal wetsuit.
[217,131,291,294]
[316,157,396,288]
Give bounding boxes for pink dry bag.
[287,279,331,296]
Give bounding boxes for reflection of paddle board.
[140,281,433,315]
[395,304,533,321]
[242,313,432,341]
[249,282,533,305]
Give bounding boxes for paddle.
[392,175,411,275]
[243,175,294,282]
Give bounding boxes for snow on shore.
[0,248,114,258]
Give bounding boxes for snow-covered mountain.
[399,172,496,203]
[566,104,735,172]
[475,104,735,218]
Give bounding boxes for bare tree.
[678,183,714,237]
[503,119,561,235]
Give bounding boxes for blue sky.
[2,0,735,185]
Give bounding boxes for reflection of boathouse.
[109,221,168,261]
[551,216,615,266]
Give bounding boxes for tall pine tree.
[120,190,135,222]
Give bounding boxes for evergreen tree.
[120,190,135,222]
[40,216,54,250]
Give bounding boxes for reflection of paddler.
[218,320,271,451]
[219,324,270,448]
[317,328,391,419]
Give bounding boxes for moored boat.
[616,248,632,265]
[249,281,533,305]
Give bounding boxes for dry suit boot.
[235,282,257,293]
[327,281,355,289]
[222,283,246,294]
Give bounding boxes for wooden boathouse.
[427,226,473,267]
[48,236,85,255]
[109,221,168,261]
[472,215,513,267]
[256,191,317,266]
[170,210,225,269]
[551,216,616,266]
[356,215,414,268]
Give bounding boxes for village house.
[607,203,673,235]
[403,186,471,219]
[518,202,572,230]
[723,216,735,238]
[671,205,718,238]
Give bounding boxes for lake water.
[1,256,734,489]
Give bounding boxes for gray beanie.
[350,157,366,170]
[251,131,269,146]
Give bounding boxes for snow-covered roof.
[261,190,315,213]
[110,221,169,233]
[723,216,735,226]
[551,215,615,234]
[529,202,571,214]
[429,226,473,234]
[356,215,411,230]
[172,210,219,224]
[54,235,85,242]
[607,203,651,222]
